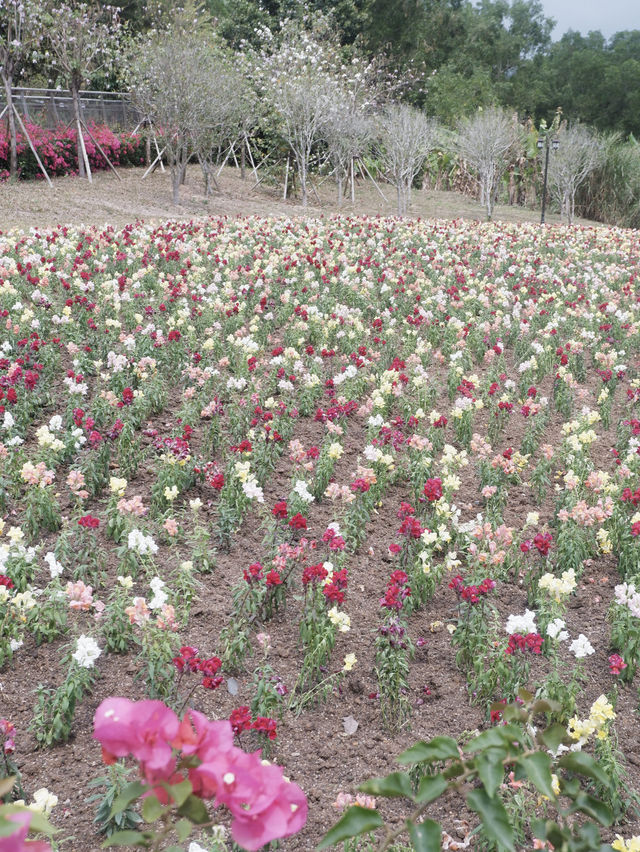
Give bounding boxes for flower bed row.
[1,216,640,850]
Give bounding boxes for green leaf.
[102,830,149,847]
[397,736,459,765]
[532,819,566,849]
[110,780,148,818]
[517,753,555,799]
[0,778,15,800]
[558,752,610,788]
[500,704,527,723]
[466,788,515,852]
[141,795,164,823]
[416,774,448,805]
[359,771,414,799]
[20,809,59,836]
[570,793,613,827]
[442,762,465,780]
[537,723,568,754]
[165,778,192,807]
[531,699,560,716]
[176,793,209,825]
[467,725,523,752]
[317,805,384,849]
[408,819,442,852]
[175,818,193,842]
[475,751,505,798]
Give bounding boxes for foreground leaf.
[317,805,384,849]
[408,819,442,852]
[466,788,515,852]
[359,771,414,799]
[397,736,459,765]
[109,781,148,818]
[517,752,555,800]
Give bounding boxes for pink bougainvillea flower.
[0,810,52,852]
[93,697,179,779]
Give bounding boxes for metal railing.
[0,87,141,130]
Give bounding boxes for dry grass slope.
[0,164,598,232]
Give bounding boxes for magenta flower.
[93,697,179,779]
[0,810,51,852]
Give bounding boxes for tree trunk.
[172,167,181,204]
[299,154,308,207]
[240,140,246,180]
[337,174,343,207]
[71,84,85,179]
[2,71,17,179]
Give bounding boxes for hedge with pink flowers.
[0,121,148,181]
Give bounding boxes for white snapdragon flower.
[546,618,569,642]
[72,635,102,668]
[505,609,538,635]
[569,634,595,658]
[44,551,64,578]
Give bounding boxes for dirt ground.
[0,164,594,232]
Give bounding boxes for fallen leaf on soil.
[342,715,359,735]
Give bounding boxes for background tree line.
[3,0,640,226]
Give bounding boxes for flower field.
[1,215,640,850]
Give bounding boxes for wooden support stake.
[152,133,165,172]
[283,153,290,200]
[215,142,234,178]
[244,134,260,182]
[0,105,7,121]
[142,147,165,179]
[81,118,121,180]
[76,118,92,182]
[230,141,240,171]
[358,158,388,203]
[11,104,52,186]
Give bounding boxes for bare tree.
[453,107,522,220]
[43,1,121,180]
[190,58,249,197]
[377,104,438,215]
[323,104,372,205]
[548,124,604,225]
[128,32,217,204]
[0,0,44,178]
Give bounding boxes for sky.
[539,0,638,40]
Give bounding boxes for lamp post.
[537,135,559,225]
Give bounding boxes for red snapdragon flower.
[533,532,553,556]
[609,653,627,675]
[272,500,288,519]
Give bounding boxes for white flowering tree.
[548,124,604,225]
[0,0,45,177]
[250,18,342,207]
[42,1,122,180]
[321,55,385,206]
[453,107,523,220]
[377,103,438,215]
